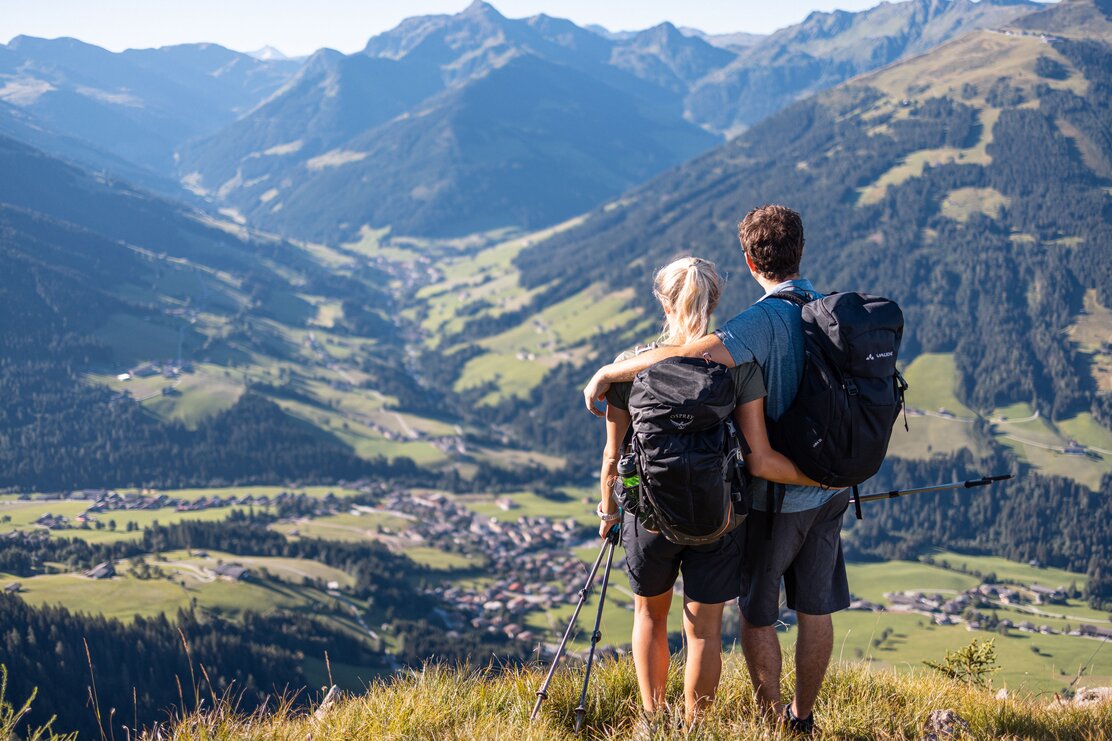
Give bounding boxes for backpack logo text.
[670,413,695,430]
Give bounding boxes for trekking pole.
[851,473,1013,505]
[530,525,617,721]
[574,525,620,735]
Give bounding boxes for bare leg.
[792,611,833,719]
[631,590,673,712]
[681,598,724,722]
[740,611,782,716]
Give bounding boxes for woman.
[596,256,817,723]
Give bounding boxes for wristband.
[596,505,621,522]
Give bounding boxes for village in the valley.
[7,484,1110,655]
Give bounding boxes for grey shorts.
[738,488,851,627]
[622,510,742,604]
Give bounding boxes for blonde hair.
[653,256,721,346]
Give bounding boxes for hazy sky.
[0,0,894,57]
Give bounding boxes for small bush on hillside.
[923,639,1000,689]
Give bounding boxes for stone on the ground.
[1072,687,1112,707]
[920,709,971,740]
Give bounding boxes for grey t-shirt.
[714,278,835,513]
[605,346,767,411]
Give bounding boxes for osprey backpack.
[623,356,748,546]
[767,291,908,520]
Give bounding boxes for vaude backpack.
[624,356,748,546]
[767,291,908,519]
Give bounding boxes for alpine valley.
[0,0,1110,737]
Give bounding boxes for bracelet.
[596,505,621,522]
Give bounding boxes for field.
[889,352,1111,488]
[824,610,1110,693]
[0,486,361,543]
[459,488,597,527]
[940,186,1011,223]
[539,543,1110,694]
[3,481,1109,700]
[827,556,1109,693]
[159,549,356,588]
[857,106,1000,207]
[990,403,1111,489]
[80,221,555,478]
[1069,288,1112,393]
[845,561,980,603]
[410,218,648,406]
[0,499,256,543]
[925,550,1088,590]
[886,352,985,460]
[554,523,1111,694]
[900,353,976,417]
[415,218,586,342]
[453,283,642,405]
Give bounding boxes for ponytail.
[654,257,721,346]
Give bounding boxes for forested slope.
[0,135,398,490]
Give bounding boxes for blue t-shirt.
[714,278,835,513]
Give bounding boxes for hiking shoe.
[630,711,666,740]
[781,704,816,735]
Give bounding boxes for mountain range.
[175,1,726,240]
[2,0,1041,242]
[685,0,1039,136]
[0,36,297,174]
[178,0,1039,240]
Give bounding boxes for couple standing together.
[585,205,851,735]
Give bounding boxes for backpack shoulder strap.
[764,481,787,540]
[621,423,634,451]
[765,291,810,308]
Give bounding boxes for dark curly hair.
[737,204,804,281]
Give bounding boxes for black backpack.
[767,291,908,520]
[622,356,748,546]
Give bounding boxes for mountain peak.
[638,21,683,40]
[247,45,290,62]
[461,1,503,19]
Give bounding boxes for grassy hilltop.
[20,656,1098,740]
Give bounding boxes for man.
[582,204,851,735]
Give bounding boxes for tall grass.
[0,666,75,741]
[137,655,1110,740]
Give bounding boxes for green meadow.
[459,488,597,527]
[543,542,1111,694]
[889,353,1111,489]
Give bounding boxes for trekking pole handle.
[965,474,1013,487]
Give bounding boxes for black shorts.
[622,510,742,604]
[739,488,852,627]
